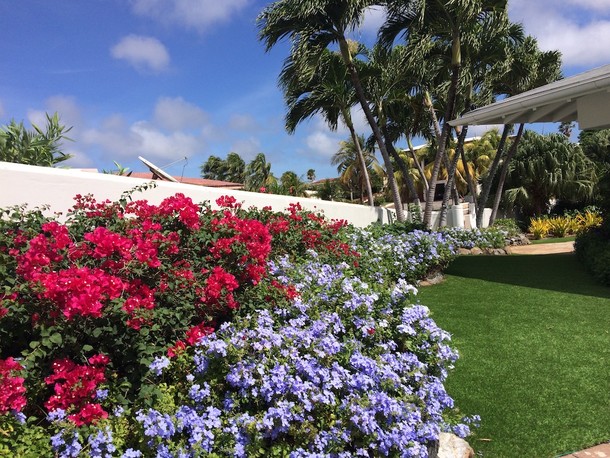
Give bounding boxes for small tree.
[0,113,72,166]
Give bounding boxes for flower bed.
[0,188,474,456]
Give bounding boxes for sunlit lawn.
[418,253,610,458]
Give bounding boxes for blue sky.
[1,0,610,180]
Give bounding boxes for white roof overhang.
[449,63,610,130]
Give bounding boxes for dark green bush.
[575,228,610,285]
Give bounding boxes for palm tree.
[258,0,406,221]
[0,112,72,166]
[281,48,375,206]
[245,153,277,191]
[477,35,561,226]
[279,170,307,196]
[362,44,422,207]
[225,152,246,183]
[379,0,510,226]
[504,131,597,217]
[488,38,562,224]
[332,134,379,203]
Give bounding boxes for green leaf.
[82,344,93,352]
[49,332,63,345]
[29,340,40,349]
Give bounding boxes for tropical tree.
[281,48,375,206]
[380,0,510,226]
[0,113,72,166]
[245,153,277,192]
[307,168,316,182]
[200,152,245,183]
[332,134,379,203]
[487,38,562,224]
[503,131,597,217]
[258,0,406,221]
[362,44,422,207]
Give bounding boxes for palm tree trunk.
[423,64,460,228]
[407,136,428,193]
[476,124,512,227]
[490,123,525,224]
[424,91,443,140]
[344,112,375,207]
[383,127,421,207]
[460,146,478,216]
[339,38,404,221]
[439,125,468,227]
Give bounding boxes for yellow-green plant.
[528,217,550,239]
[547,216,575,238]
[575,211,603,234]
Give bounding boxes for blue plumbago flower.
[47,408,67,422]
[95,388,109,400]
[149,356,171,376]
[51,430,82,458]
[87,426,116,458]
[124,257,470,457]
[121,450,142,458]
[11,410,26,424]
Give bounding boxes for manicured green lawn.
[418,254,610,458]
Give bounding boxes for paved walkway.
[561,442,610,457]
[508,241,575,255]
[503,240,610,458]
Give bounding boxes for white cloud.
[110,35,170,73]
[509,0,610,67]
[228,114,258,131]
[230,137,260,160]
[82,115,204,163]
[306,131,340,158]
[131,0,251,32]
[154,96,208,131]
[567,0,610,11]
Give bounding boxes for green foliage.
[0,416,53,457]
[200,152,245,183]
[0,112,72,167]
[505,131,597,217]
[575,229,610,285]
[491,218,522,237]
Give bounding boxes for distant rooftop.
[128,172,244,190]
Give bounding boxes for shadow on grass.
[445,253,610,299]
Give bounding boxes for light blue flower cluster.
[349,229,458,285]
[440,226,508,249]
[131,259,465,457]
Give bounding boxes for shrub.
[575,229,610,285]
[491,218,522,237]
[528,217,550,239]
[0,190,472,455]
[547,216,576,238]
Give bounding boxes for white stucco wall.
[0,162,396,228]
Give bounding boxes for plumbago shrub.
[0,188,473,456]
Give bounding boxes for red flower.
[44,355,109,425]
[0,358,27,414]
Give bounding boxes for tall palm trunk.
[476,124,511,227]
[407,136,428,193]
[439,125,468,226]
[383,127,421,207]
[344,112,375,207]
[490,123,525,224]
[460,146,478,216]
[338,38,405,221]
[423,63,460,227]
